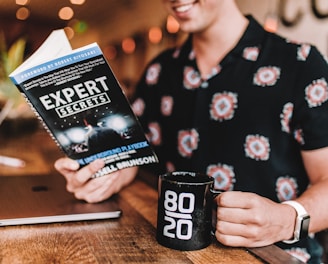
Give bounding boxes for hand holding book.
[9,29,158,178]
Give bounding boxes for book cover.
[9,29,158,178]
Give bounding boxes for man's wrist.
[281,200,310,244]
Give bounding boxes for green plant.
[0,32,30,119]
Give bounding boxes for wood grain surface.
[0,129,305,263]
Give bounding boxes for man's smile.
[171,1,197,14]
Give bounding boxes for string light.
[16,7,30,20]
[15,0,29,5]
[70,0,86,5]
[64,27,75,39]
[264,1,279,33]
[58,6,74,20]
[122,37,136,54]
[148,26,162,44]
[264,13,279,33]
[166,15,180,33]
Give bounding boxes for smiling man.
[55,1,328,262]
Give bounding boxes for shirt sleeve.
[293,45,328,150]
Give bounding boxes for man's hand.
[54,157,138,203]
[214,191,296,247]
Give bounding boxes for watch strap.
[281,200,310,244]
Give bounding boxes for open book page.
[10,29,72,76]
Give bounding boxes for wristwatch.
[282,200,310,244]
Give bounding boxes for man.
[55,0,328,262]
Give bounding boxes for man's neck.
[192,7,249,79]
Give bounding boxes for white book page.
[10,29,72,76]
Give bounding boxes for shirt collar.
[178,15,267,62]
[230,15,267,57]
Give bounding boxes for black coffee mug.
[156,171,218,251]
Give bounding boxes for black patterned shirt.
[132,16,328,262]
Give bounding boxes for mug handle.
[210,188,224,236]
[210,188,223,198]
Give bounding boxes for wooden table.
[0,128,305,263]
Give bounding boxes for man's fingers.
[54,157,80,172]
[69,159,105,186]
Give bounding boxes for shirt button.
[201,81,208,88]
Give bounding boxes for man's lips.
[172,1,196,13]
[174,3,193,13]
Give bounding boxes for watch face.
[300,215,310,240]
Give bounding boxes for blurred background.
[1,0,328,124]
[1,0,328,96]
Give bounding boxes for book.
[9,29,158,178]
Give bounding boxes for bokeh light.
[148,26,162,44]
[16,7,30,20]
[122,37,136,54]
[58,6,74,20]
[70,0,86,5]
[166,15,180,33]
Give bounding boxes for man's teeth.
[175,4,193,13]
